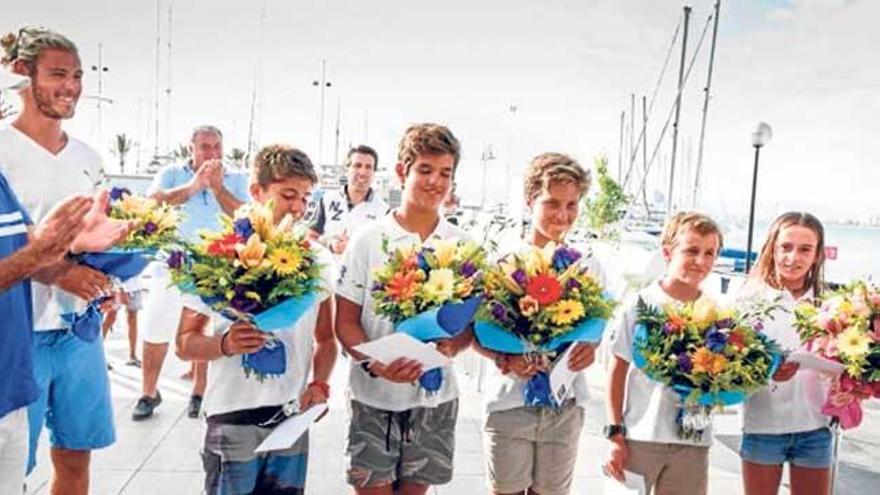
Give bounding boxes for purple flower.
[754,321,764,332]
[143,222,158,235]
[490,302,507,321]
[567,278,582,290]
[511,269,527,287]
[371,282,384,292]
[166,250,184,269]
[706,329,727,353]
[677,352,693,373]
[109,187,130,202]
[716,318,734,329]
[552,246,582,271]
[417,252,431,271]
[663,322,676,335]
[230,294,260,313]
[460,261,477,278]
[233,218,254,239]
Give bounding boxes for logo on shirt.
[328,200,344,221]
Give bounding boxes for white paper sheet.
[549,344,577,404]
[353,332,452,369]
[787,351,846,376]
[602,470,647,495]
[255,403,328,453]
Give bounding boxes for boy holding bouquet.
[175,145,337,495]
[474,153,604,495]
[336,123,473,494]
[603,212,723,495]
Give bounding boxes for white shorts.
[0,407,28,494]
[140,264,185,344]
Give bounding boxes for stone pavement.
[24,331,880,494]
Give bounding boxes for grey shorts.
[483,400,585,495]
[345,399,458,488]
[202,420,309,494]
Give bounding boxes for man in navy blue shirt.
[0,174,131,493]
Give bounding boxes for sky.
[2,0,878,223]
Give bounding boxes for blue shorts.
[27,330,116,473]
[741,427,833,469]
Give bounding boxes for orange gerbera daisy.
[525,274,562,306]
[385,270,420,301]
[691,347,715,374]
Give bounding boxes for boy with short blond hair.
[604,211,723,495]
[335,123,472,494]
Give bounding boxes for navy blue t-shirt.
[0,171,39,419]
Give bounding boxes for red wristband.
[307,380,330,397]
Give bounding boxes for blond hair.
[522,153,590,204]
[1,27,78,73]
[397,123,461,173]
[749,212,826,297]
[661,211,724,249]
[251,144,317,188]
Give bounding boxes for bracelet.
[219,332,233,357]
[307,380,331,397]
[64,250,85,263]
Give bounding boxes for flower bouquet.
[474,243,615,406]
[793,281,880,429]
[633,298,782,440]
[168,201,324,379]
[65,187,182,343]
[370,237,488,391]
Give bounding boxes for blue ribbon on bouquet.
[394,296,482,392]
[474,317,607,407]
[61,249,154,342]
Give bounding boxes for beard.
[30,80,77,120]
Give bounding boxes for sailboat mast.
[691,0,722,208]
[667,5,691,214]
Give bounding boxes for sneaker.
[126,358,142,368]
[132,391,162,421]
[187,395,203,419]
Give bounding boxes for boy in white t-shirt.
[473,153,602,495]
[175,145,337,495]
[604,212,724,495]
[335,123,473,494]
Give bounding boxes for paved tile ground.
[24,331,880,494]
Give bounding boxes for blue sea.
[725,223,880,284]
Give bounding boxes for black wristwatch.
[603,424,627,439]
[359,360,378,378]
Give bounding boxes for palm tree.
[112,133,133,174]
[226,148,247,168]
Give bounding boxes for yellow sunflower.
[268,248,302,276]
[547,299,585,326]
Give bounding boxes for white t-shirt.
[310,186,388,241]
[482,240,607,414]
[336,212,468,411]
[0,126,103,331]
[182,245,336,418]
[608,281,714,447]
[738,282,831,434]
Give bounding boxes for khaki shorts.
[482,400,585,495]
[626,440,709,495]
[345,399,458,488]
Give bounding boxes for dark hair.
[251,144,317,188]
[346,145,378,169]
[397,123,461,173]
[750,212,826,297]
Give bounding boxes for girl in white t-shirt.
[738,212,833,495]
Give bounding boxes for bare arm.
[150,182,200,206]
[175,307,222,361]
[606,355,630,425]
[0,243,43,291]
[210,183,244,217]
[334,295,370,361]
[311,298,337,383]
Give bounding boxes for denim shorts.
[741,427,833,468]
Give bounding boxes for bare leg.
[398,482,429,495]
[101,308,117,340]
[790,465,831,495]
[49,448,90,495]
[192,360,208,396]
[141,341,168,398]
[126,310,139,361]
[742,460,784,495]
[353,485,393,495]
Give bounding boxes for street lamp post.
[744,122,772,273]
[312,59,332,166]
